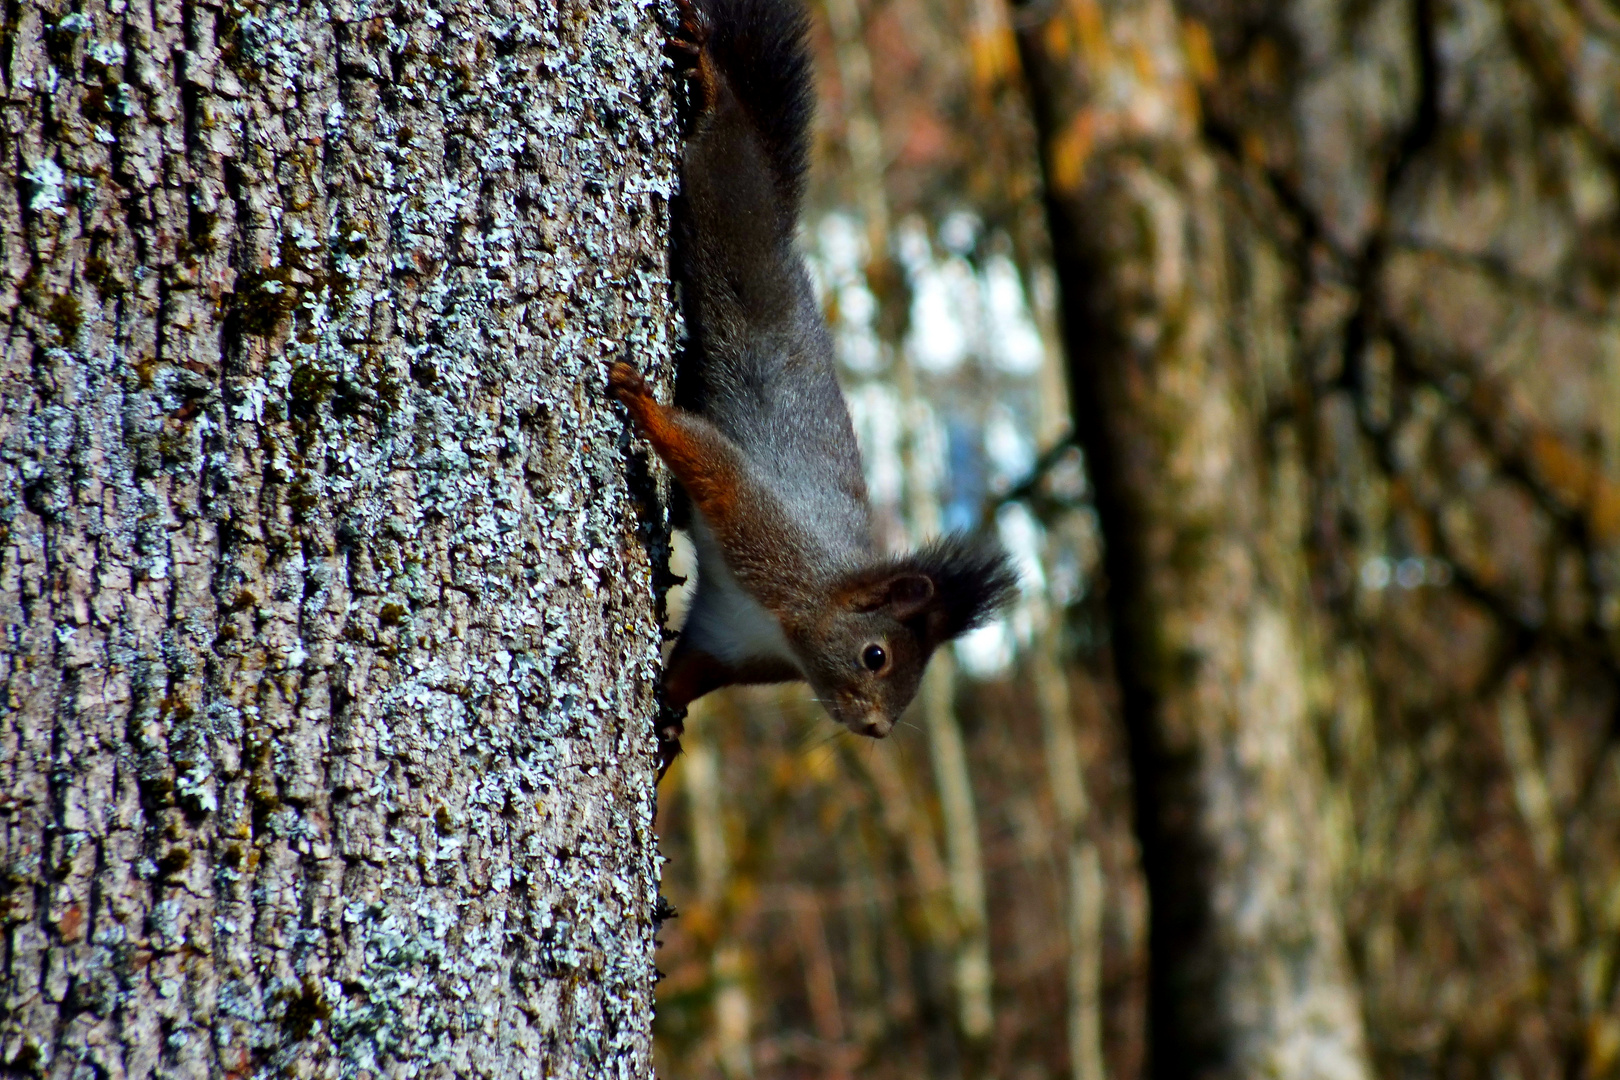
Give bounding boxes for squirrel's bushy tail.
[674,0,846,475]
[692,0,814,220]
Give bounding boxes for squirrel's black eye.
[861,644,887,672]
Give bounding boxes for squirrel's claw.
[608,361,651,403]
[655,707,686,784]
[668,0,710,57]
[666,0,718,112]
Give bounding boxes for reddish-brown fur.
[608,362,742,527]
[666,0,721,116]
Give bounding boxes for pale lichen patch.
[1,0,675,1075]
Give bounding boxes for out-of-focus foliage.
[651,672,1146,1078]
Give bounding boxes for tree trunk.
[1,0,674,1075]
[1014,0,1375,1075]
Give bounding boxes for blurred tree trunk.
[1014,0,1375,1076]
[1016,0,1620,1071]
[1031,620,1107,1080]
[825,0,997,1066]
[680,700,756,1079]
[904,369,995,1070]
[0,0,674,1076]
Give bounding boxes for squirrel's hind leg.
[653,640,730,784]
[664,641,737,709]
[666,0,719,114]
[666,634,803,706]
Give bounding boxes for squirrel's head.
[792,534,1017,737]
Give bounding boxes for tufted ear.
[838,533,1018,645]
[844,573,934,618]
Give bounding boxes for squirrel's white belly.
[684,514,801,669]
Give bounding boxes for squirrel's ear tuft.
[845,573,934,618]
[842,534,1018,645]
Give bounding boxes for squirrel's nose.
[857,714,893,738]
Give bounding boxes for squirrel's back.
[674,0,871,563]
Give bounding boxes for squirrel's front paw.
[667,0,710,60]
[607,362,650,403]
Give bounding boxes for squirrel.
[609,0,1016,773]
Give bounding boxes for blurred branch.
[981,432,1078,528]
[919,651,996,1048]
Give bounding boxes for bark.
[0,0,675,1075]
[1014,0,1375,1075]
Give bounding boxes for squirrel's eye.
[861,644,888,672]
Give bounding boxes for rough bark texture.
[0,0,676,1075]
[1017,0,1620,1070]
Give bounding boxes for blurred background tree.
[652,0,1620,1075]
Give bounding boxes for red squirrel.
[610,0,1015,769]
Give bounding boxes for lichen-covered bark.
[0,0,675,1075]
